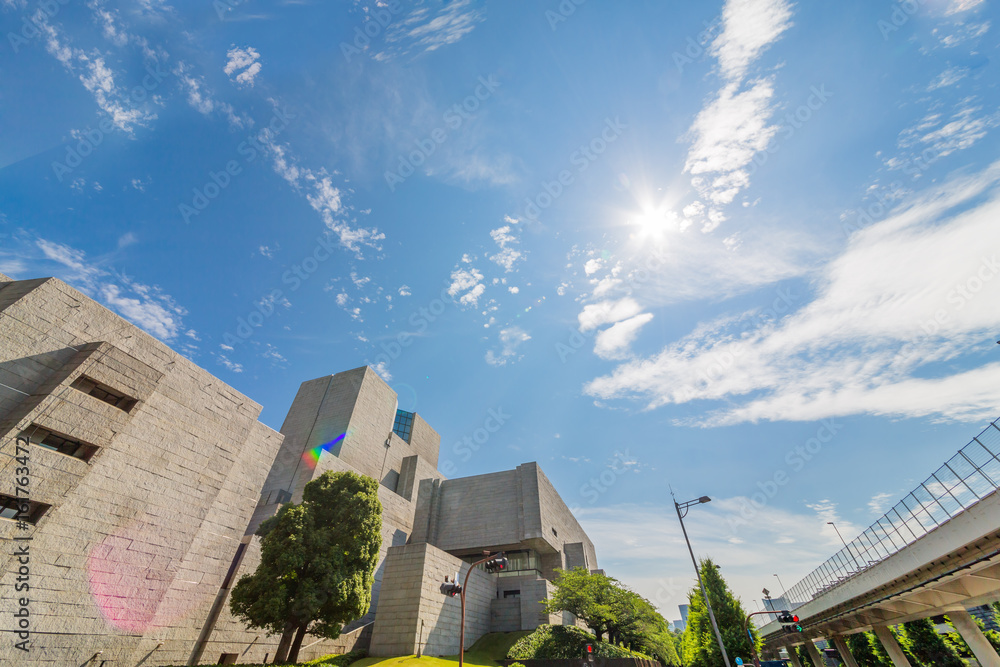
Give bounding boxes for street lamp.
[772,573,786,603]
[673,492,732,667]
[827,521,863,571]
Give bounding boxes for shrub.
[507,624,650,660]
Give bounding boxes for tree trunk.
[274,621,296,663]
[288,623,308,663]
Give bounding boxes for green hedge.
[164,647,367,667]
[507,625,651,660]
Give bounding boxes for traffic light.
[440,574,462,597]
[484,553,508,574]
[584,643,594,662]
[776,611,796,623]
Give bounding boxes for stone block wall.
[370,542,495,657]
[0,276,283,667]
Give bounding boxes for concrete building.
[0,272,597,665]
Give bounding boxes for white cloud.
[485,326,531,366]
[41,22,152,133]
[217,355,244,373]
[224,46,262,87]
[578,298,643,332]
[263,140,385,256]
[99,282,183,340]
[594,313,654,360]
[585,163,1000,426]
[709,0,794,81]
[927,66,968,91]
[372,360,392,381]
[258,243,278,259]
[376,0,485,60]
[489,223,524,272]
[684,80,781,205]
[946,0,985,14]
[177,66,248,128]
[868,492,894,515]
[448,267,485,307]
[398,285,412,297]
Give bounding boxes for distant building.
[671,619,685,632]
[679,603,689,626]
[0,273,597,665]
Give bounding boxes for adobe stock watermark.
[727,418,845,535]
[877,0,926,40]
[363,282,462,378]
[671,14,724,73]
[179,105,295,224]
[340,0,404,62]
[545,0,587,31]
[438,407,512,477]
[7,0,70,53]
[570,449,635,509]
[674,285,799,402]
[384,74,501,192]
[741,84,833,180]
[522,117,627,222]
[51,62,171,182]
[222,229,338,347]
[841,143,946,238]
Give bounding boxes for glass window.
[0,494,50,525]
[70,376,138,412]
[23,427,99,462]
[393,409,414,443]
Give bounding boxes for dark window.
[23,426,99,462]
[70,376,137,412]
[393,409,414,443]
[218,653,239,665]
[503,589,521,598]
[552,527,558,536]
[0,494,51,525]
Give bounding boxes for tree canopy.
[543,567,680,666]
[680,558,759,667]
[229,471,383,663]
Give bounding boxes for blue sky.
[3,0,1000,621]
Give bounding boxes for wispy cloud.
[586,163,1000,426]
[680,0,794,228]
[376,0,485,60]
[32,237,188,341]
[40,21,154,133]
[485,326,531,366]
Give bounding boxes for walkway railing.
[782,419,1000,607]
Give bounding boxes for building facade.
[0,272,597,666]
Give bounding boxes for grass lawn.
[351,632,531,667]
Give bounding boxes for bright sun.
[629,204,678,242]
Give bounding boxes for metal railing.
[782,418,1000,607]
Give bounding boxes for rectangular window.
[22,426,100,463]
[393,409,414,443]
[0,494,51,525]
[70,375,137,412]
[503,589,521,598]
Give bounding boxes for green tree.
[902,618,966,667]
[544,567,618,641]
[680,558,759,667]
[846,632,892,667]
[229,471,383,663]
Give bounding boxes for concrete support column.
[804,640,826,667]
[950,609,1000,667]
[786,646,804,667]
[873,625,911,667]
[831,635,860,667]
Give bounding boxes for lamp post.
[827,521,863,571]
[673,492,731,667]
[772,574,786,605]
[445,550,507,667]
